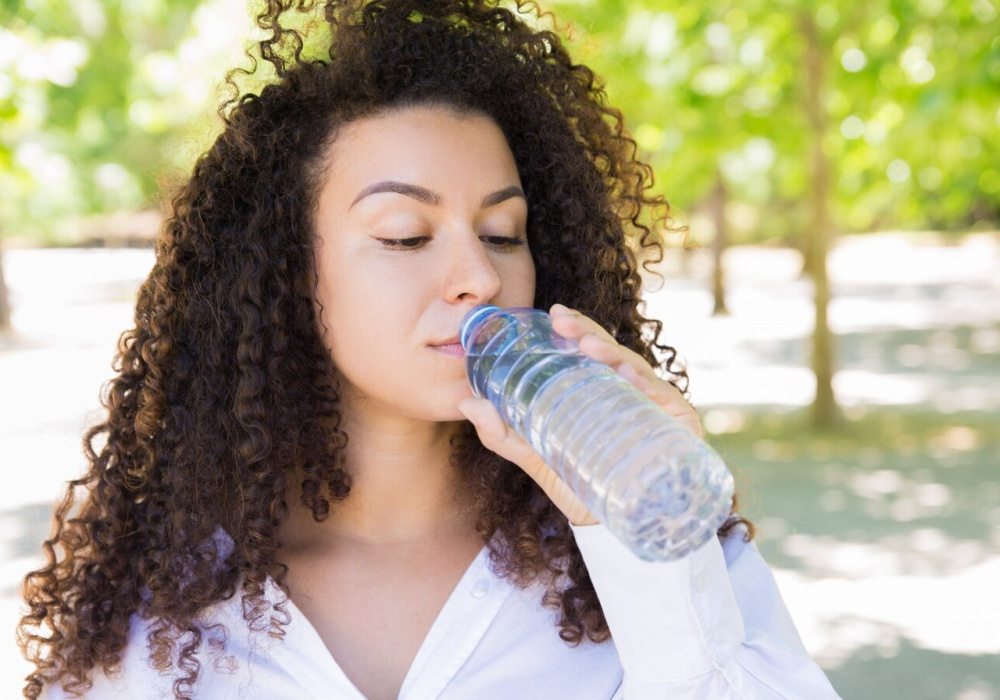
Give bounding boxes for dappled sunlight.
[702,407,749,434]
[643,233,1000,412]
[773,549,1000,663]
[777,527,997,579]
[835,370,939,406]
[954,684,999,700]
[832,297,998,337]
[686,365,817,407]
[970,327,1000,354]
[827,233,1000,288]
[836,468,966,525]
[930,426,982,452]
[2,249,149,347]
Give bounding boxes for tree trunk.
[0,244,10,331]
[798,214,817,279]
[679,242,694,277]
[710,169,729,315]
[800,11,839,429]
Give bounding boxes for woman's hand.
[456,303,703,527]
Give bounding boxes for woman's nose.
[442,231,503,304]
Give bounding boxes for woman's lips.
[430,342,465,357]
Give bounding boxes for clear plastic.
[460,304,735,561]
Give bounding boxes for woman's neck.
[278,405,476,552]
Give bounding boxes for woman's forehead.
[319,106,523,210]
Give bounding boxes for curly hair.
[18,1,754,697]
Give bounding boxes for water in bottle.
[459,304,735,562]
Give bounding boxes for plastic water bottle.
[459,304,735,561]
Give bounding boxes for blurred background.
[1,0,998,698]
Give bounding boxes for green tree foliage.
[548,0,999,242]
[0,0,249,244]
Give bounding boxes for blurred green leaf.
[0,0,996,244]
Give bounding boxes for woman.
[20,1,840,698]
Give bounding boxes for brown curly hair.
[18,1,754,697]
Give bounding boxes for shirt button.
[707,625,733,651]
[471,580,490,598]
[693,570,711,593]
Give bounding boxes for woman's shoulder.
[38,610,187,698]
[40,526,303,699]
[41,585,306,699]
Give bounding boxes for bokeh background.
[2,1,998,698]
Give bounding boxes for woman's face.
[312,104,536,423]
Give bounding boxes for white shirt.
[42,522,841,699]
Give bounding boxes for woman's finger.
[616,363,703,438]
[549,304,617,343]
[549,304,703,439]
[550,304,662,384]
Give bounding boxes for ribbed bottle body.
[461,305,735,561]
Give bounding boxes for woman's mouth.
[430,342,465,357]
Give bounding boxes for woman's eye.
[483,236,527,251]
[377,237,428,249]
[375,235,527,252]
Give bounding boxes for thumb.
[457,396,547,476]
[458,397,599,526]
[457,397,510,446]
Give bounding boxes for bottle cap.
[459,305,500,351]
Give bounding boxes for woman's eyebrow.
[349,181,526,209]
